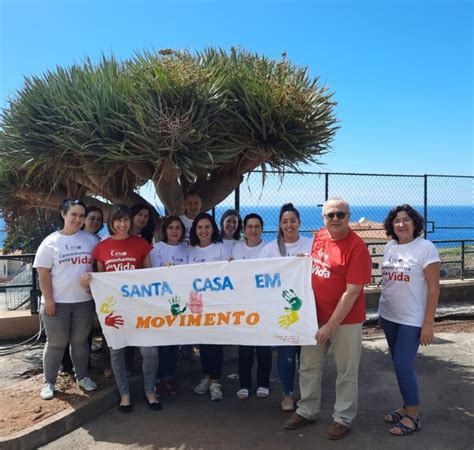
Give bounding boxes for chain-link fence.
[0,254,38,312]
[214,171,474,282]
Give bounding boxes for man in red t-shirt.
[284,198,372,440]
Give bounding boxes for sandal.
[384,408,404,423]
[389,415,420,436]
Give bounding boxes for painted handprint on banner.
[278,289,302,329]
[105,312,124,329]
[100,296,117,315]
[169,296,187,316]
[282,289,302,311]
[278,310,299,329]
[186,291,203,314]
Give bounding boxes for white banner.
[89,256,318,349]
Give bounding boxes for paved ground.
[38,330,474,450]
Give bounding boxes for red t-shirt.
[92,235,152,272]
[311,228,372,325]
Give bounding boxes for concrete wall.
[365,279,474,309]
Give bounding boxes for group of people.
[33,192,440,440]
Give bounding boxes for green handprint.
[282,289,302,311]
[169,296,187,316]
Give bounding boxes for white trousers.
[296,323,363,427]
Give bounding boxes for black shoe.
[119,404,132,414]
[145,396,162,411]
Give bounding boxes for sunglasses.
[324,212,347,220]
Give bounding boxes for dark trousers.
[200,344,223,380]
[157,345,178,379]
[238,345,272,389]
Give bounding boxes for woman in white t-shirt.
[234,213,271,400]
[259,203,312,412]
[61,205,104,375]
[33,199,98,401]
[378,204,440,436]
[219,208,242,254]
[187,212,230,401]
[151,215,187,396]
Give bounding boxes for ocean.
[0,205,473,248]
[215,204,474,246]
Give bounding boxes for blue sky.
[0,0,472,176]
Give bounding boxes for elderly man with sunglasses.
[284,198,372,440]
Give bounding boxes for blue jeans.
[110,346,158,396]
[380,317,421,406]
[277,345,301,395]
[157,346,178,380]
[40,300,95,384]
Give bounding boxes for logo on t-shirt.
[65,244,82,250]
[318,248,329,262]
[389,255,404,264]
[312,248,331,278]
[111,250,127,257]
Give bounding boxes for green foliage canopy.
[0,47,338,219]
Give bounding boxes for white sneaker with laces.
[77,376,97,392]
[194,377,211,394]
[40,383,55,400]
[210,382,223,401]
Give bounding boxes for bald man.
[284,198,372,440]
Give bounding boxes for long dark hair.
[277,203,301,256]
[161,215,185,244]
[219,209,243,240]
[59,199,86,215]
[384,204,424,241]
[81,206,104,233]
[130,203,156,244]
[58,199,86,227]
[189,212,221,246]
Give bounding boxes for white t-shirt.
[187,242,230,264]
[222,238,239,254]
[259,236,313,258]
[179,214,194,244]
[150,241,188,267]
[232,240,267,260]
[378,237,440,327]
[33,230,98,303]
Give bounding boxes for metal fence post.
[424,174,428,232]
[325,173,329,201]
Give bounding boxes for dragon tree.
[0,47,338,226]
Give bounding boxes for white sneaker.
[40,383,55,400]
[194,377,211,394]
[77,376,97,392]
[236,388,249,400]
[256,386,270,399]
[210,382,223,401]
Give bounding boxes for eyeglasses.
[393,218,412,225]
[323,212,347,220]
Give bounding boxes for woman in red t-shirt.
[92,204,160,414]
